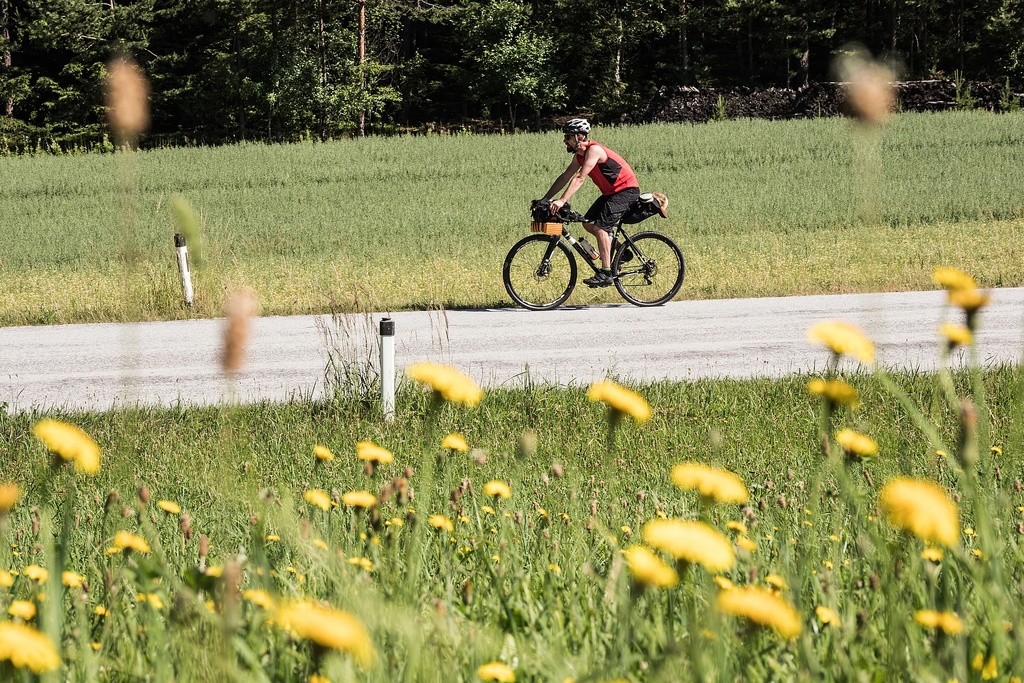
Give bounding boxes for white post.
[174,233,194,306]
[380,317,395,421]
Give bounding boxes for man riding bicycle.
[544,118,641,288]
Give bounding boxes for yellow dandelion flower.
[205,566,223,578]
[941,323,973,348]
[991,446,1003,456]
[113,531,151,554]
[309,675,331,683]
[0,622,61,673]
[313,444,334,461]
[144,593,164,609]
[932,267,976,291]
[406,363,483,407]
[880,477,959,547]
[23,565,48,584]
[548,564,561,573]
[32,419,101,474]
[726,520,748,534]
[94,605,108,616]
[981,654,998,680]
[716,586,802,639]
[356,441,393,464]
[477,661,516,682]
[737,536,757,552]
[835,429,878,458]
[342,491,377,508]
[921,547,944,562]
[157,500,181,515]
[62,571,84,588]
[765,574,787,590]
[9,600,36,620]
[483,480,511,499]
[671,463,748,504]
[266,534,280,542]
[816,605,839,625]
[643,519,735,572]
[313,539,328,550]
[623,545,679,589]
[949,288,990,313]
[243,589,275,610]
[586,380,651,423]
[714,576,734,590]
[806,378,860,407]
[807,321,875,364]
[428,515,454,533]
[275,601,373,666]
[0,483,21,512]
[441,433,470,451]
[915,610,964,635]
[0,570,13,588]
[303,489,333,511]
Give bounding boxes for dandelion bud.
[748,566,758,583]
[541,474,549,486]
[1016,479,1022,492]
[869,573,880,591]
[589,500,598,517]
[138,485,150,505]
[106,490,119,511]
[473,450,487,466]
[104,57,150,141]
[514,512,523,524]
[958,400,978,467]
[199,535,209,559]
[222,290,255,375]
[249,516,258,527]
[121,506,133,518]
[461,579,473,605]
[31,517,40,535]
[1017,522,1024,535]
[364,461,375,477]
[551,462,564,478]
[517,429,537,460]
[777,494,787,509]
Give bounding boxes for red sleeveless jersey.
[575,141,639,195]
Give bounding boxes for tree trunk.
[2,0,11,117]
[318,0,328,140]
[799,18,809,88]
[679,0,690,84]
[614,16,623,96]
[358,0,366,137]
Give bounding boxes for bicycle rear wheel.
[503,234,578,310]
[613,231,685,307]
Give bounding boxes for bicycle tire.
[613,231,685,307]
[502,234,577,311]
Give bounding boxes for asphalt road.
[3,288,1023,413]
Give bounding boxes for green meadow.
[2,351,1024,680]
[1,110,1023,325]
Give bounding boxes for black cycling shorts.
[585,187,641,232]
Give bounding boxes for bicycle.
[502,198,686,310]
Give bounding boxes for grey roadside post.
[380,317,395,421]
[174,233,194,306]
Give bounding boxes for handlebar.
[530,198,586,224]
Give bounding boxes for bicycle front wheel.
[503,234,577,310]
[613,231,685,307]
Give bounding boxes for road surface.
[2,289,1022,413]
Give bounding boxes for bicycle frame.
[540,219,642,278]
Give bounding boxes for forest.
[1,0,1021,146]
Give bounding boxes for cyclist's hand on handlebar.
[549,198,566,214]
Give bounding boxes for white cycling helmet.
[562,118,591,136]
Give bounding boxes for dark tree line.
[1,0,1021,146]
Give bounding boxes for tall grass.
[1,111,1023,325]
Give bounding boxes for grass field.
[1,111,1023,325]
[2,340,1024,680]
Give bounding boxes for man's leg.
[584,222,612,269]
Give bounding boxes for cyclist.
[544,118,640,287]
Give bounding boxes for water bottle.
[579,237,599,260]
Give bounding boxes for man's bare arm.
[550,145,602,211]
[544,160,580,199]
